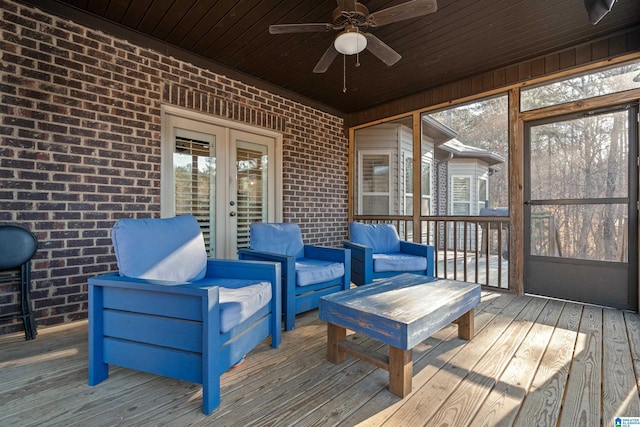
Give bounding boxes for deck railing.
[352,216,511,291]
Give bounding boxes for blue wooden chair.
[344,222,434,286]
[88,215,281,414]
[238,222,350,331]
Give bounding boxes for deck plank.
[423,296,548,426]
[625,311,640,392]
[513,301,582,426]
[558,305,602,427]
[1,291,639,427]
[224,339,387,426]
[136,312,330,425]
[0,367,150,426]
[470,298,564,426]
[375,294,533,426]
[338,291,518,426]
[296,327,458,427]
[602,308,640,421]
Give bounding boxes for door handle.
[229,211,237,217]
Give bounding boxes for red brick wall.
[0,0,348,335]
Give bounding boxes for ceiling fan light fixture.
[334,29,367,55]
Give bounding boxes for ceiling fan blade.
[368,0,437,27]
[269,23,334,34]
[313,45,339,73]
[364,33,402,66]
[336,0,357,12]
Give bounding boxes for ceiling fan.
[269,0,438,73]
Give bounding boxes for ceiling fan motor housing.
[332,2,369,28]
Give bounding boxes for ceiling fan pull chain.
[343,54,347,93]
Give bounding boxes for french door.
[162,110,281,259]
[523,104,638,310]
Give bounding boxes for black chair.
[0,225,38,340]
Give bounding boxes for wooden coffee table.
[318,273,481,397]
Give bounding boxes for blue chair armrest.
[304,245,350,263]
[205,258,281,283]
[237,248,295,282]
[343,241,373,286]
[343,241,372,257]
[399,241,434,256]
[238,248,294,264]
[89,272,193,289]
[399,242,435,276]
[238,248,295,332]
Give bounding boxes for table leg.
[388,346,412,397]
[455,308,475,340]
[327,323,347,364]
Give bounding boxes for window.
[359,151,391,215]
[422,159,432,215]
[404,155,413,215]
[478,177,488,211]
[451,176,472,215]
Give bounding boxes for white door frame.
[161,105,283,258]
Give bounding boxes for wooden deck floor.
[2,291,640,426]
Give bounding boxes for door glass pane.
[530,111,629,200]
[530,204,628,262]
[174,128,216,256]
[236,140,268,250]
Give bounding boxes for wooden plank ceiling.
[40,0,640,114]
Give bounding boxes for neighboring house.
[354,122,413,216]
[354,117,505,218]
[439,138,504,216]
